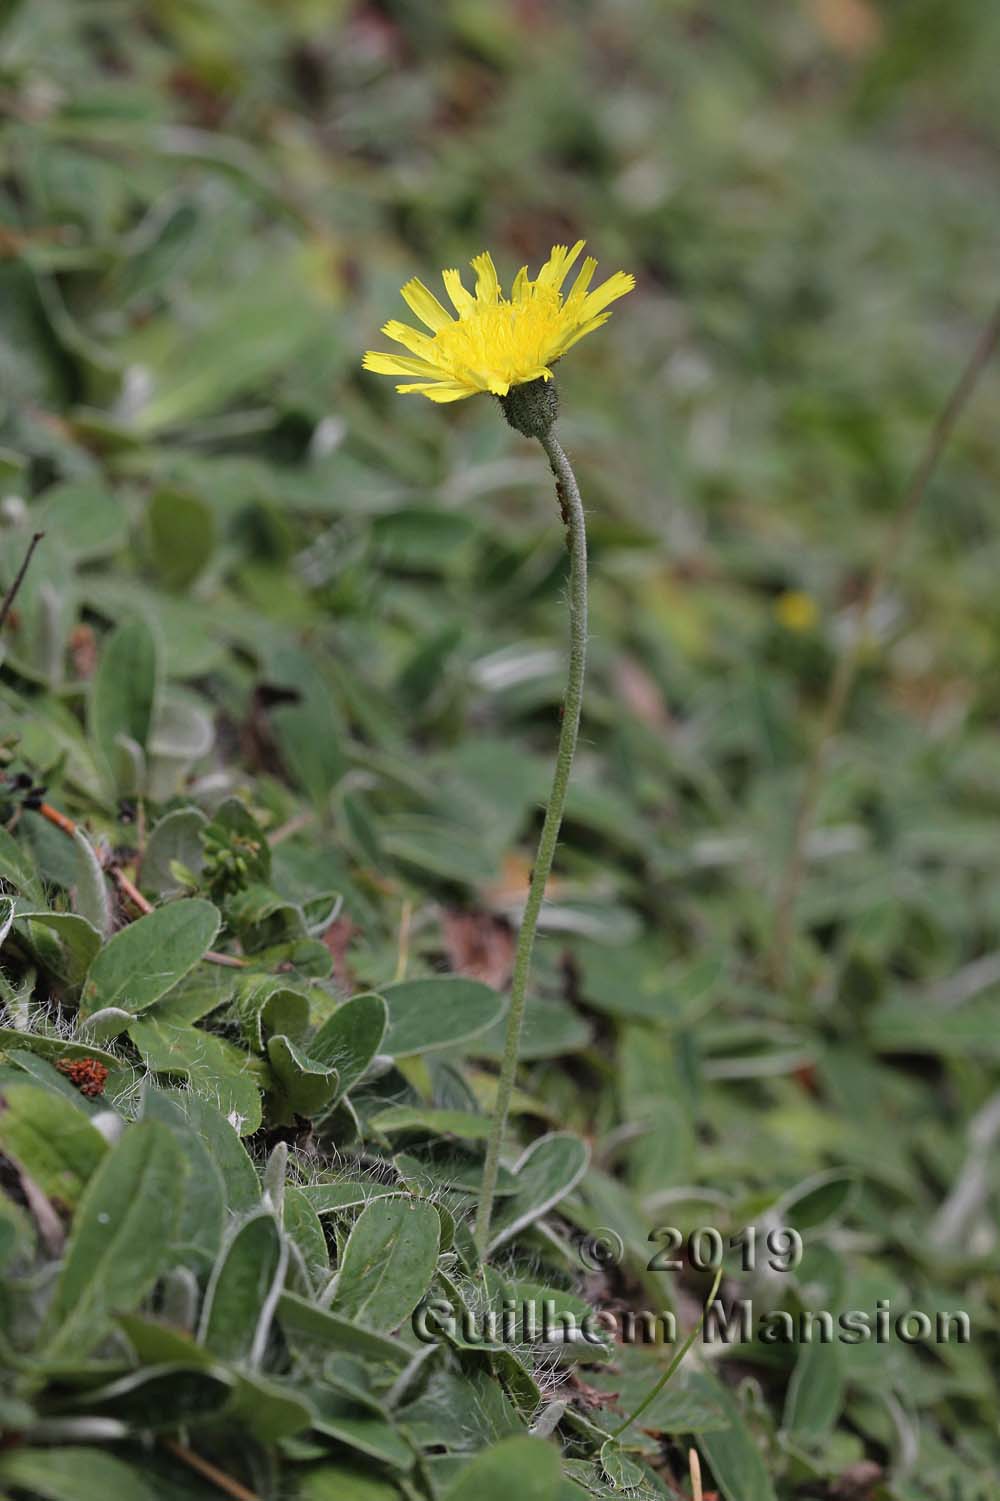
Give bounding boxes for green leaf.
[780,1171,857,1231]
[0,1448,157,1501]
[148,488,215,589]
[398,1363,524,1452]
[371,1105,490,1139]
[70,827,113,937]
[0,1192,33,1269]
[381,815,499,885]
[574,943,724,1025]
[598,1371,728,1435]
[330,1197,440,1333]
[226,1370,315,1442]
[686,1373,777,1501]
[0,1049,88,1107]
[285,1184,330,1287]
[394,1151,518,1198]
[141,1088,226,1267]
[147,694,214,799]
[0,1082,107,1207]
[382,977,505,1057]
[441,1437,561,1501]
[310,991,388,1101]
[120,1312,213,1367]
[17,910,103,986]
[235,975,312,1052]
[871,994,1000,1057]
[89,616,159,777]
[311,1394,414,1470]
[599,1442,646,1493]
[268,646,345,806]
[77,1007,133,1044]
[277,1289,411,1368]
[0,824,43,902]
[199,1210,287,1367]
[298,1180,402,1216]
[298,1464,399,1501]
[80,898,220,1018]
[266,1033,339,1120]
[783,1338,844,1439]
[472,996,591,1063]
[141,806,207,897]
[161,1090,260,1212]
[55,1363,237,1431]
[128,1015,263,1135]
[488,1133,590,1252]
[116,1315,312,1441]
[42,1121,186,1358]
[131,272,322,433]
[37,480,126,562]
[0,1030,120,1073]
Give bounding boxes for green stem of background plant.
[611,1264,723,1437]
[768,300,1000,991]
[475,428,588,1260]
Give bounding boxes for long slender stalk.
[0,531,44,632]
[769,302,1000,989]
[475,429,588,1259]
[611,1264,723,1438]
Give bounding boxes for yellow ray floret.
[363,241,635,403]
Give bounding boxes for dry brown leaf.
[442,909,515,990]
[481,850,565,913]
[810,0,883,57]
[616,654,671,729]
[322,914,357,990]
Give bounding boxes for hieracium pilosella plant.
[365,241,634,1255]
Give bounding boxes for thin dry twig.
[267,810,314,847]
[110,865,248,968]
[111,865,153,915]
[12,1164,65,1257]
[32,802,246,970]
[161,1440,262,1501]
[0,531,45,633]
[689,1448,704,1501]
[769,302,1000,988]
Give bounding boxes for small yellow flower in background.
[774,590,819,632]
[363,241,634,403]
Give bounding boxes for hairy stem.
[769,302,1000,989]
[475,429,588,1259]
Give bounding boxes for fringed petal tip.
[537,239,586,290]
[400,277,453,332]
[443,267,475,315]
[470,251,500,304]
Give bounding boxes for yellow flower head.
[363,241,634,404]
[774,590,819,633]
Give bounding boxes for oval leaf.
[442,1437,561,1501]
[310,991,388,1102]
[382,978,504,1057]
[0,1083,107,1208]
[488,1133,590,1253]
[0,1448,157,1501]
[331,1197,440,1333]
[80,898,220,1018]
[42,1121,186,1359]
[199,1210,288,1368]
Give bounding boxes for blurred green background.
[2,1,1000,1497]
